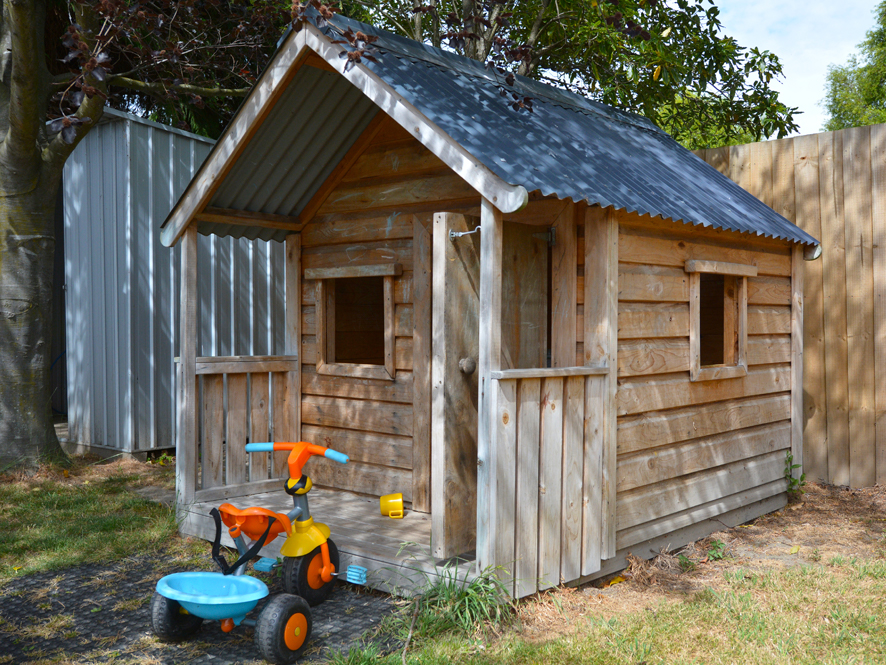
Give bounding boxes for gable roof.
[160,14,818,248]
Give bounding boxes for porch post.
[176,225,198,516]
[476,197,503,572]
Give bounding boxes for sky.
[714,0,877,136]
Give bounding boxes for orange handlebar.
[275,441,329,481]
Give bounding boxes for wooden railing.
[485,365,607,598]
[194,355,298,502]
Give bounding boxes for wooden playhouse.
[161,15,819,597]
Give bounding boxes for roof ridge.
[325,13,665,137]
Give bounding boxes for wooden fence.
[695,125,886,488]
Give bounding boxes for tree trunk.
[0,167,66,468]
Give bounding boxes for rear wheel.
[150,592,203,641]
[282,539,339,607]
[255,594,312,664]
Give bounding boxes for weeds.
[678,554,696,572]
[706,539,727,561]
[784,452,807,499]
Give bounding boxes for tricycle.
[151,441,350,664]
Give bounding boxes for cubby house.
[162,14,819,597]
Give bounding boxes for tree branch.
[2,0,46,189]
[107,76,251,98]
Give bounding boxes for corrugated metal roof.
[319,14,817,246]
[174,14,817,246]
[202,64,378,241]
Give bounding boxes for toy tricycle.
[151,441,349,664]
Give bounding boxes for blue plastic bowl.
[156,572,269,624]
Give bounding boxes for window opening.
[331,276,385,365]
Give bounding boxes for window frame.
[308,263,401,382]
[685,259,757,382]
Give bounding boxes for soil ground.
[518,482,886,637]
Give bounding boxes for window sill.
[690,364,748,382]
[317,361,394,382]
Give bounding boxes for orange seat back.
[217,503,291,543]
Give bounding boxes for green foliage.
[359,0,797,147]
[678,554,696,572]
[707,539,727,561]
[784,452,807,498]
[823,2,886,131]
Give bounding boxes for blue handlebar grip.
[325,449,349,464]
[246,442,275,453]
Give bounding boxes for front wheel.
[255,594,313,664]
[282,538,339,606]
[150,592,203,641]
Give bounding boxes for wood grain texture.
[618,338,690,377]
[684,259,758,277]
[301,395,413,437]
[249,373,270,482]
[560,376,584,582]
[617,392,791,453]
[619,264,689,302]
[301,366,413,403]
[819,131,851,486]
[618,302,689,339]
[412,215,433,513]
[476,198,503,573]
[201,374,225,489]
[616,364,791,416]
[617,421,791,492]
[616,450,786,530]
[843,126,876,488]
[873,125,886,485]
[431,213,482,558]
[301,212,415,247]
[618,228,790,276]
[792,134,827,482]
[552,203,578,367]
[747,276,791,305]
[226,374,248,485]
[514,378,541,597]
[301,425,412,469]
[176,226,198,509]
[791,245,805,480]
[747,306,791,335]
[271,371,291,477]
[538,376,564,589]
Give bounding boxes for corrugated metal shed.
[63,108,287,455]
[179,15,816,247]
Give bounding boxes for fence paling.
[489,369,605,598]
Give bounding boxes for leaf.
[653,65,662,81]
[661,27,672,39]
[790,545,800,555]
[607,575,626,587]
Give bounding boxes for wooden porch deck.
[179,487,477,595]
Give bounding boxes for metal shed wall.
[63,109,286,454]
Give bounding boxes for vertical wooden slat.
[431,213,479,559]
[819,130,851,486]
[791,245,805,479]
[723,275,737,365]
[272,371,291,476]
[514,378,540,598]
[412,214,433,513]
[872,125,886,484]
[747,140,774,207]
[738,276,748,369]
[176,225,198,510]
[476,197,503,572]
[538,376,564,589]
[560,375,584,582]
[582,375,603,573]
[249,373,270,482]
[202,374,225,488]
[793,134,827,482]
[771,138,796,222]
[581,206,613,571]
[226,374,248,485]
[843,126,876,488]
[551,203,577,367]
[495,377,518,593]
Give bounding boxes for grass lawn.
[3,457,886,665]
[0,455,203,583]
